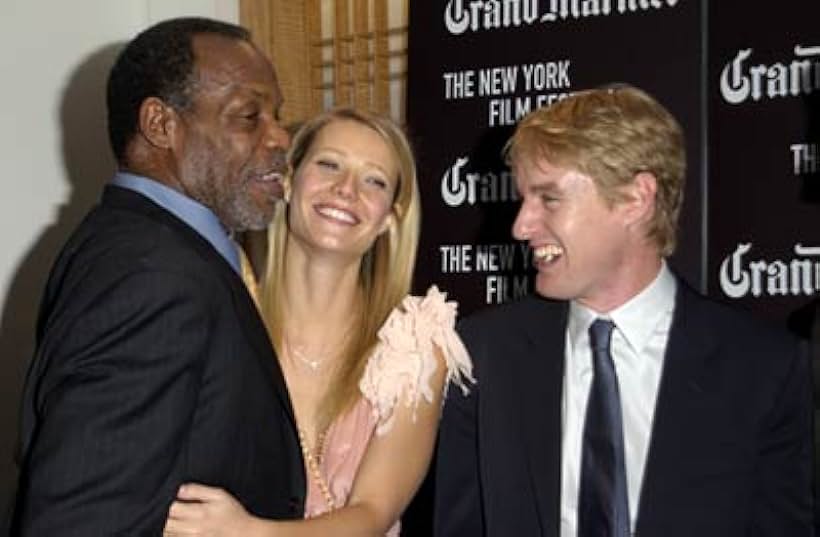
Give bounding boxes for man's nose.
[512,201,534,240]
[265,118,290,150]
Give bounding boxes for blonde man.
[435,85,813,537]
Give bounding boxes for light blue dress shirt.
[110,172,241,274]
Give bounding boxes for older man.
[12,17,303,535]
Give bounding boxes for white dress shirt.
[560,262,676,537]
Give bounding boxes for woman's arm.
[164,349,448,537]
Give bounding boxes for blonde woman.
[164,108,473,536]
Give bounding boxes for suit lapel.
[229,276,298,429]
[635,282,717,533]
[516,298,568,537]
[101,186,297,429]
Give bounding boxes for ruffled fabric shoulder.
[359,285,475,435]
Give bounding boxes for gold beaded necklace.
[298,428,336,511]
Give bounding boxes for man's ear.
[621,171,658,228]
[137,97,179,150]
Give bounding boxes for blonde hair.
[261,108,420,430]
[505,84,686,256]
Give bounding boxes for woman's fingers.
[165,485,250,536]
[167,499,203,520]
[163,514,198,535]
[177,482,227,502]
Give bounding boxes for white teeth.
[533,244,563,264]
[259,172,282,182]
[317,206,357,224]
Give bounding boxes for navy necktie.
[578,319,630,537]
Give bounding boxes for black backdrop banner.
[408,0,820,326]
[402,1,819,534]
[407,0,703,317]
[708,0,820,329]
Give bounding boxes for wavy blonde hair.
[261,108,420,430]
[505,84,686,256]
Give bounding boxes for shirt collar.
[568,261,676,355]
[110,171,241,274]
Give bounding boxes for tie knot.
[589,318,615,354]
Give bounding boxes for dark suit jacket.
[435,282,813,537]
[12,186,305,535]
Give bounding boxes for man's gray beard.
[220,189,276,233]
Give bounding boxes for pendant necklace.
[285,338,332,373]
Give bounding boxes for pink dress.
[303,286,474,536]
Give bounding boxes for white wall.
[0,0,238,523]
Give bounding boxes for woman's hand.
[163,483,260,537]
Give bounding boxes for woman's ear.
[380,213,396,236]
[283,168,295,203]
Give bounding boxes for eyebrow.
[247,87,277,101]
[237,89,281,109]
[526,182,562,195]
[315,147,393,176]
[229,90,282,116]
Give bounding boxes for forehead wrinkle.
[193,45,276,97]
[194,64,250,93]
[189,69,280,116]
